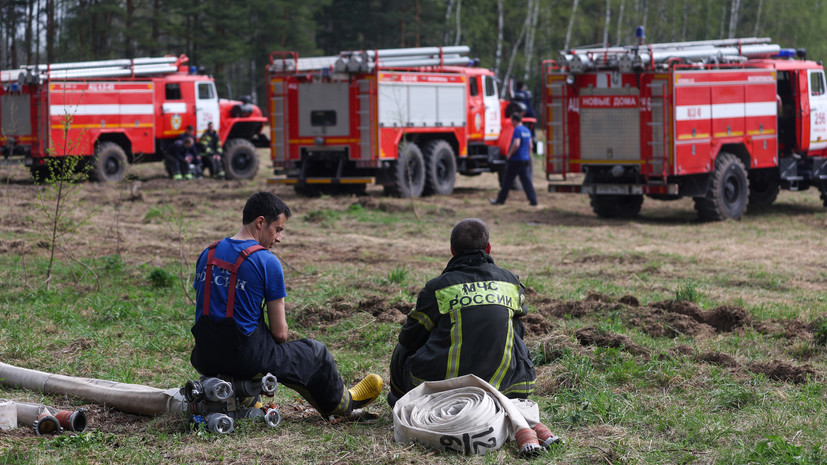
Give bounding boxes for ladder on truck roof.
[1,55,187,85]
[268,45,474,74]
[559,37,782,73]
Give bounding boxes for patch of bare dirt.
[60,337,96,355]
[572,253,647,265]
[703,305,753,332]
[528,332,578,365]
[294,298,351,328]
[296,295,409,328]
[574,326,650,357]
[650,300,706,322]
[628,309,717,339]
[660,344,695,360]
[695,351,738,367]
[754,318,815,340]
[522,313,552,335]
[358,296,408,324]
[618,295,640,307]
[626,300,751,338]
[537,298,624,319]
[747,360,816,384]
[0,239,25,254]
[80,403,150,434]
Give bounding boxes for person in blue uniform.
[190,192,382,418]
[490,113,538,206]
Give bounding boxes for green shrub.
[147,268,176,288]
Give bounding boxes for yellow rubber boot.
[349,374,383,410]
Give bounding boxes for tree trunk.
[660,0,670,42]
[602,0,610,46]
[151,0,161,56]
[46,0,55,63]
[414,0,420,47]
[443,0,454,45]
[454,0,462,45]
[616,0,625,45]
[523,0,539,80]
[564,0,579,50]
[125,0,134,57]
[728,0,741,39]
[400,3,406,47]
[25,0,34,64]
[752,0,763,36]
[35,0,41,64]
[502,2,532,95]
[494,0,503,75]
[641,0,648,37]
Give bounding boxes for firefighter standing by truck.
[490,113,539,206]
[189,192,383,419]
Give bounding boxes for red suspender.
[202,240,266,319]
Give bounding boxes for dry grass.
[1,152,826,464]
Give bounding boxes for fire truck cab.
[544,36,827,220]
[267,46,521,197]
[0,55,267,182]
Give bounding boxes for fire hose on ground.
[392,374,561,457]
[0,361,280,435]
[0,400,87,435]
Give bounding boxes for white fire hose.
[392,374,560,457]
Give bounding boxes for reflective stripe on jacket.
[398,250,536,396]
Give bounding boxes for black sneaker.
[489,198,504,205]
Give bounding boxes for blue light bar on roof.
[776,49,796,58]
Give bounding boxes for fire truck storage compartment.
[298,82,350,137]
[378,74,466,128]
[579,87,641,163]
[1,94,32,137]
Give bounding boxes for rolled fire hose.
[393,374,560,457]
[0,362,184,416]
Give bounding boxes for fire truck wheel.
[747,169,780,209]
[694,152,749,221]
[422,140,457,196]
[589,194,643,218]
[92,142,127,183]
[223,139,260,180]
[390,143,425,198]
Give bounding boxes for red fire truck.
[543,35,827,220]
[266,46,523,197]
[0,55,267,182]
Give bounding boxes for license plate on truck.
[594,185,628,194]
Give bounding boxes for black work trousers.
[191,318,348,416]
[495,159,537,205]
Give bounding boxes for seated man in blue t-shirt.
[190,192,382,418]
[490,113,538,206]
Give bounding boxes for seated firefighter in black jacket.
[388,218,537,407]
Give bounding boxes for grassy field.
[0,153,825,464]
